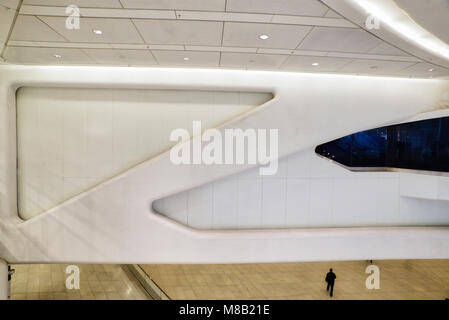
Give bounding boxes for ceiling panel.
[10,15,67,42]
[395,0,449,45]
[281,55,352,72]
[22,0,123,7]
[0,4,16,43]
[39,16,143,43]
[1,0,20,9]
[152,50,220,67]
[368,43,410,56]
[4,46,94,64]
[121,0,225,11]
[223,22,311,49]
[324,9,343,18]
[220,52,288,69]
[338,59,415,75]
[83,49,157,65]
[298,27,382,53]
[226,0,328,17]
[133,20,223,46]
[185,45,257,53]
[2,0,447,78]
[395,62,449,78]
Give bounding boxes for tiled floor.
[140,259,449,300]
[10,264,150,300]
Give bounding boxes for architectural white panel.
[83,49,157,65]
[298,27,382,53]
[23,0,123,7]
[121,0,226,11]
[262,178,286,227]
[17,87,272,219]
[188,184,214,229]
[1,0,20,9]
[368,43,409,56]
[152,50,220,67]
[400,173,440,200]
[338,59,416,75]
[155,149,449,229]
[213,177,238,229]
[133,20,223,46]
[0,4,16,44]
[0,65,448,265]
[226,0,329,17]
[220,52,288,69]
[4,46,95,64]
[285,178,310,225]
[396,63,449,78]
[39,17,143,43]
[395,0,449,45]
[222,22,312,49]
[281,55,352,72]
[237,178,262,228]
[10,15,67,42]
[400,173,449,202]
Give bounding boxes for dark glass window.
[315,117,449,172]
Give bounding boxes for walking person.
[325,268,337,297]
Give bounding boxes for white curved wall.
[0,65,448,264]
[17,87,271,219]
[154,148,449,229]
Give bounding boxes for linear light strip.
[350,0,449,61]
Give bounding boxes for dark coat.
[325,271,336,283]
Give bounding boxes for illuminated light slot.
[350,0,449,61]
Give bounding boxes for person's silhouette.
[325,268,337,297]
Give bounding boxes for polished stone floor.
[10,264,150,300]
[140,259,449,300]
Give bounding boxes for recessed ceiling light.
[53,54,62,58]
[312,62,319,66]
[428,68,434,72]
[259,34,269,40]
[92,29,103,35]
[183,57,190,61]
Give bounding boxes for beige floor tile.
[106,292,121,300]
[39,293,54,300]
[53,292,68,300]
[26,293,40,300]
[140,259,449,300]
[94,292,108,300]
[11,293,26,300]
[10,264,150,300]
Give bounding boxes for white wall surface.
[154,148,449,229]
[17,87,271,219]
[0,65,448,264]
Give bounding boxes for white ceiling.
[395,0,449,45]
[0,0,448,78]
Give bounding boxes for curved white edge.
[0,65,449,263]
[322,0,449,69]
